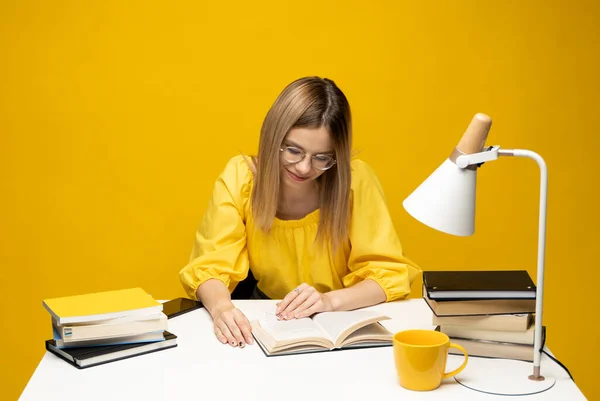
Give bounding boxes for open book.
[250,309,392,356]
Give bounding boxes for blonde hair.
[250,76,352,251]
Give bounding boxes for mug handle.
[442,343,469,379]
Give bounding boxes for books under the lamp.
[43,287,163,325]
[439,321,535,345]
[46,331,178,369]
[250,309,392,356]
[422,284,536,317]
[432,313,533,332]
[422,270,536,300]
[52,313,168,346]
[444,326,546,362]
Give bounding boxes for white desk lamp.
[402,113,555,395]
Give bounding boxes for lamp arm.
[456,145,500,168]
[499,149,548,381]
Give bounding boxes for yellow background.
[1,1,598,399]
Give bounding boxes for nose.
[295,157,312,176]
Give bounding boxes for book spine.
[440,325,535,345]
[60,317,167,342]
[432,314,531,332]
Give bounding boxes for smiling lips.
[286,169,310,182]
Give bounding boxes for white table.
[20,299,586,400]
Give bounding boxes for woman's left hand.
[276,283,333,320]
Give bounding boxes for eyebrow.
[284,140,335,155]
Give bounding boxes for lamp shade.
[403,159,477,236]
[402,113,492,237]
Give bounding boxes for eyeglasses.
[279,146,337,171]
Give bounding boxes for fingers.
[277,283,308,315]
[234,312,254,345]
[214,327,227,344]
[216,319,238,347]
[277,284,325,319]
[295,301,321,319]
[214,308,254,347]
[280,288,313,318]
[292,292,322,318]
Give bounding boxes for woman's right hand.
[211,302,254,347]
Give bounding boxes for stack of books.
[422,270,542,362]
[43,287,177,369]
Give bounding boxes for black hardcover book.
[423,270,536,300]
[46,331,178,369]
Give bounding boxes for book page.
[339,323,392,347]
[258,312,329,342]
[312,310,389,345]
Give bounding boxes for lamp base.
[454,358,556,396]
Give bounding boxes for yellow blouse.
[179,155,420,302]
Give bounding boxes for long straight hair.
[250,76,352,251]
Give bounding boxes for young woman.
[179,76,420,347]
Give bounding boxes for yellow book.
[43,288,163,325]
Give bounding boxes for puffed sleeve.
[179,156,252,300]
[343,160,421,301]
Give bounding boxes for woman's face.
[280,126,334,188]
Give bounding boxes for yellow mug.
[393,329,468,391]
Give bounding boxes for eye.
[287,147,302,155]
[314,154,332,162]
